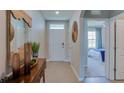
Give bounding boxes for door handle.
[62,42,64,48]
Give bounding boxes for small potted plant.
[31,42,40,58]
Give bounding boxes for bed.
[88,48,105,62]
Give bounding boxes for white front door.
[116,19,124,79]
[48,24,65,61]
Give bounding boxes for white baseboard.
[64,59,71,62]
[79,77,84,81]
[70,64,84,81]
[47,59,53,62]
[47,58,70,62]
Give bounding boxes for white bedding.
[88,49,102,61]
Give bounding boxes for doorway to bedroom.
[86,19,106,77]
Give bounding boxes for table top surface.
[9,58,46,83]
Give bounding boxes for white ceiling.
[88,20,105,28]
[40,10,75,20]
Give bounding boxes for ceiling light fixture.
[55,11,59,15]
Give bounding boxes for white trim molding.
[70,64,84,81]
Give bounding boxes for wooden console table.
[8,58,46,83]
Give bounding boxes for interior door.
[48,24,65,61]
[116,19,124,79]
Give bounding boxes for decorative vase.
[12,53,20,79]
[24,43,31,75]
[33,52,38,58]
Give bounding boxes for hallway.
[41,61,110,83]
[2,10,124,83]
[42,61,80,83]
[42,61,124,83]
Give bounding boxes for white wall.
[109,19,115,80]
[69,11,84,80]
[65,21,70,61]
[0,11,6,78]
[25,11,46,58]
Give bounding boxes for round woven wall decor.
[72,21,78,43]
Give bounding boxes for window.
[49,24,64,29]
[88,31,96,48]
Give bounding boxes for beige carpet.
[41,61,80,83]
[40,61,124,83]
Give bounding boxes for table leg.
[43,70,45,83]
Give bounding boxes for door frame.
[109,12,124,80]
[82,18,110,79]
[113,19,124,80]
[46,20,69,62]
